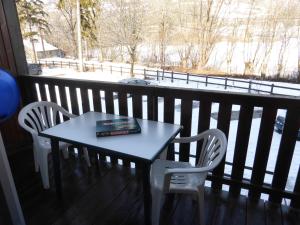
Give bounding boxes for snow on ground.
[40,66,300,200]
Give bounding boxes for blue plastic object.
[0,68,20,124]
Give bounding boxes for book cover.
[96,118,141,137]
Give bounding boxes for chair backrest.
[18,101,74,135]
[173,129,227,171]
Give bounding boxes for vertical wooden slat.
[164,96,175,160]
[248,107,277,201]
[39,82,48,101]
[58,86,68,111]
[105,90,114,114]
[69,86,79,115]
[80,88,90,113]
[229,105,254,196]
[104,90,117,164]
[179,98,193,162]
[132,94,142,118]
[48,84,57,104]
[118,92,128,116]
[196,100,212,163]
[269,109,300,204]
[118,92,130,167]
[211,103,232,192]
[147,95,158,121]
[92,89,102,112]
[291,166,300,208]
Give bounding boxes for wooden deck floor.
[1,148,300,225]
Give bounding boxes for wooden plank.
[104,90,117,164]
[179,98,193,162]
[57,85,68,111]
[147,95,158,121]
[246,199,265,225]
[291,166,300,208]
[69,86,79,115]
[0,0,28,75]
[229,105,254,196]
[265,202,282,225]
[48,84,57,104]
[91,89,102,112]
[104,90,114,114]
[212,192,247,225]
[118,92,128,116]
[164,96,175,160]
[118,92,130,167]
[269,109,300,204]
[0,0,17,74]
[248,107,277,201]
[281,205,300,225]
[211,102,232,192]
[132,94,143,119]
[0,26,9,69]
[38,82,48,101]
[80,88,90,113]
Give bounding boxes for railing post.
[225,78,228,89]
[144,68,146,79]
[45,61,48,66]
[92,64,95,72]
[270,84,274,95]
[162,69,164,80]
[52,61,54,66]
[205,76,208,86]
[60,61,62,68]
[110,65,112,74]
[187,73,189,84]
[101,64,103,72]
[157,70,159,81]
[120,66,123,76]
[171,71,174,83]
[69,62,71,68]
[248,80,252,93]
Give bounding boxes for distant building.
[23,37,65,60]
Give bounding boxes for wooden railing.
[36,59,300,96]
[19,75,300,208]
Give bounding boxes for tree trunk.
[76,0,83,72]
[130,61,134,77]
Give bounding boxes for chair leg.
[197,188,205,225]
[152,188,163,225]
[62,147,69,159]
[83,147,91,167]
[40,150,50,189]
[33,144,39,172]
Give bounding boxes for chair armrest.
[59,107,76,119]
[165,167,209,175]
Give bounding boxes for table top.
[40,112,181,162]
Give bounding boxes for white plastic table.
[40,111,181,225]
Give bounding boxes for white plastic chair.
[18,101,91,189]
[150,129,227,225]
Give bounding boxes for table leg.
[51,139,62,198]
[142,164,152,225]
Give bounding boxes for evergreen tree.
[17,0,50,62]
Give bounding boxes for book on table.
[96,118,141,137]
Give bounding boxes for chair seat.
[151,159,207,193]
[37,136,70,150]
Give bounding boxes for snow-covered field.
[40,66,299,202]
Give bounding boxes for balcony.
[2,74,300,224]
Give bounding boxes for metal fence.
[36,60,300,97]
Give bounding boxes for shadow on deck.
[0,148,299,225]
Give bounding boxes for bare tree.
[105,0,145,77]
